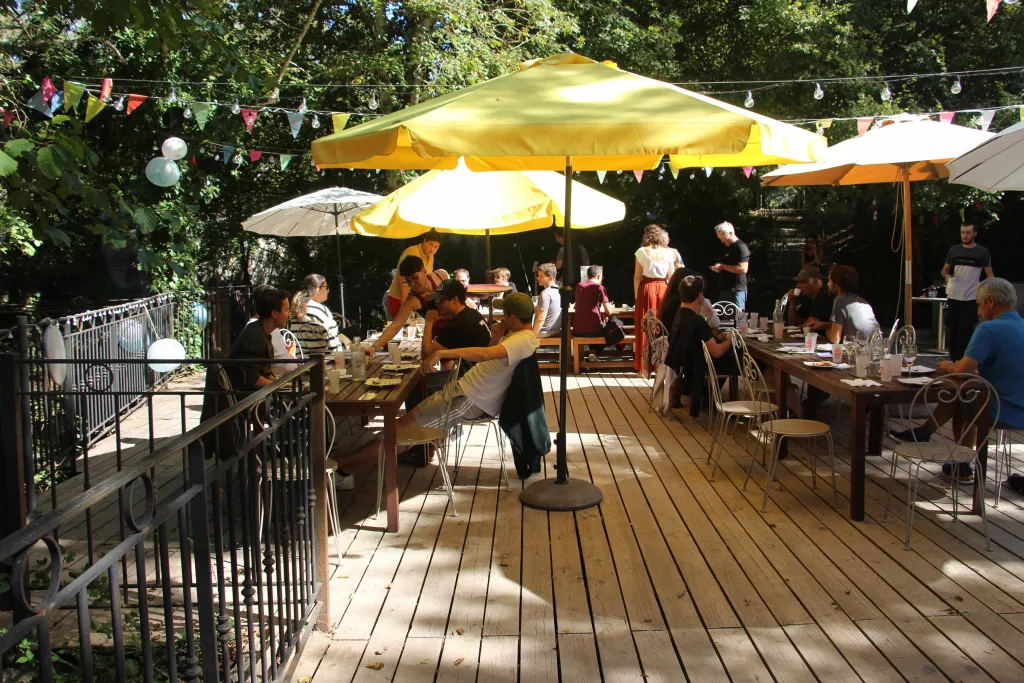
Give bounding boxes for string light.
[311,114,320,129]
[744,91,755,108]
[184,105,193,119]
[298,97,308,114]
[368,92,379,110]
[114,96,125,111]
[231,98,241,114]
[951,77,962,94]
[167,87,177,104]
[813,83,825,100]
[880,83,892,101]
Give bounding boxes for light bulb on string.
[689,172,695,180]
[114,96,125,111]
[235,153,244,166]
[880,83,892,101]
[231,98,241,114]
[298,97,308,114]
[1007,0,1019,5]
[311,114,320,129]
[368,92,379,110]
[168,87,177,104]
[184,105,193,119]
[813,82,824,100]
[951,77,962,95]
[744,91,754,108]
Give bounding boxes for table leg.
[383,407,399,532]
[937,302,947,353]
[868,406,884,455]
[849,395,867,521]
[774,365,789,460]
[972,441,989,515]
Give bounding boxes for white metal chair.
[455,416,511,490]
[712,301,741,327]
[991,424,1024,508]
[883,374,996,550]
[740,351,837,511]
[374,358,462,518]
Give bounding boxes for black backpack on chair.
[499,352,552,479]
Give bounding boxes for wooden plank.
[631,630,688,683]
[550,511,592,635]
[478,635,518,683]
[559,633,602,683]
[928,614,1024,681]
[783,623,859,683]
[481,482,522,637]
[291,630,332,682]
[309,638,366,683]
[392,636,443,681]
[708,628,773,683]
[520,505,558,683]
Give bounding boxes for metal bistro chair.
[374,358,462,518]
[701,340,778,481]
[712,301,741,328]
[455,415,511,490]
[883,374,996,550]
[645,314,672,413]
[740,351,837,511]
[991,424,1024,508]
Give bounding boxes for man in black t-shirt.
[710,221,750,310]
[942,222,995,361]
[786,267,833,330]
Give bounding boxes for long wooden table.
[742,336,987,522]
[325,358,422,533]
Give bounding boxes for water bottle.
[868,326,883,377]
[772,299,784,339]
[350,336,367,380]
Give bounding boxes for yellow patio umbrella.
[312,52,827,515]
[762,117,993,326]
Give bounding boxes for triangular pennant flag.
[332,113,350,132]
[959,208,966,222]
[100,78,113,102]
[742,166,754,178]
[27,90,52,118]
[280,154,294,170]
[857,116,874,135]
[979,110,996,132]
[907,0,918,11]
[287,112,304,139]
[189,155,197,167]
[126,94,147,115]
[987,0,1001,22]
[48,91,64,116]
[633,170,643,183]
[63,81,85,111]
[223,146,234,164]
[815,118,833,130]
[1019,106,1024,122]
[596,170,607,184]
[41,77,56,104]
[939,111,955,124]
[189,102,210,129]
[316,164,321,172]
[1,109,13,127]
[240,108,258,131]
[84,94,106,122]
[669,166,678,180]
[704,166,713,177]
[249,150,262,162]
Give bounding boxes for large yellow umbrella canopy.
[351,161,625,238]
[762,118,993,326]
[312,53,826,172]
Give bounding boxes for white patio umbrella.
[947,120,1024,191]
[242,187,384,319]
[762,118,993,326]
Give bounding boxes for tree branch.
[267,0,323,104]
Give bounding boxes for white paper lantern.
[145,157,180,187]
[161,137,188,160]
[147,338,187,373]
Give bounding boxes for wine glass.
[904,342,918,374]
[843,335,857,363]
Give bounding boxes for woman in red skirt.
[633,225,677,374]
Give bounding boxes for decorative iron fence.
[0,355,330,682]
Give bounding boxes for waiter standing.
[710,221,750,310]
[942,221,994,361]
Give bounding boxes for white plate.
[908,366,934,374]
[804,360,839,369]
[365,378,401,387]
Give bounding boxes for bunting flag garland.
[907,0,918,11]
[704,167,713,177]
[939,111,955,124]
[979,109,996,131]
[84,94,106,122]
[240,108,258,131]
[249,150,262,162]
[63,81,85,111]
[742,166,754,178]
[1,109,13,127]
[596,170,606,184]
[27,90,52,118]
[1020,106,1024,121]
[189,155,197,167]
[669,166,678,180]
[856,116,874,135]
[223,146,234,164]
[279,154,294,170]
[126,94,148,115]
[49,91,64,116]
[960,208,966,222]
[41,77,56,104]
[100,78,113,101]
[286,112,304,139]
[191,102,211,128]
[332,113,350,132]
[633,170,643,183]
[987,0,1001,22]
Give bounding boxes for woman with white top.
[633,224,677,374]
[288,274,345,356]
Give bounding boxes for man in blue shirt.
[892,278,1024,481]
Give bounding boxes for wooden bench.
[537,335,563,367]
[571,335,636,374]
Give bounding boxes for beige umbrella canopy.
[762,118,993,326]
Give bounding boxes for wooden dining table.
[741,335,986,522]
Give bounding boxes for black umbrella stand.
[520,156,604,512]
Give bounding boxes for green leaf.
[45,227,71,246]
[4,139,34,158]
[0,150,17,177]
[133,207,160,234]
[36,147,62,179]
[51,115,71,125]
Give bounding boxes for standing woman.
[801,234,823,270]
[289,274,345,356]
[633,224,677,374]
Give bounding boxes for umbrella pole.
[521,156,603,512]
[902,169,913,328]
[334,209,346,321]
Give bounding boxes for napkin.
[747,334,770,342]
[841,379,881,387]
[358,391,378,401]
[897,377,931,385]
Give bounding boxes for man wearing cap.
[787,266,833,331]
[387,229,444,317]
[339,293,540,470]
[422,278,491,361]
[367,255,448,356]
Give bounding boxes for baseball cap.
[794,266,823,282]
[501,292,535,322]
[425,278,466,301]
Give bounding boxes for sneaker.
[890,426,932,442]
[336,470,355,490]
[939,462,974,483]
[588,353,599,363]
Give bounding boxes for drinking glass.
[843,335,857,363]
[904,343,918,374]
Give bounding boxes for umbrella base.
[520,477,603,511]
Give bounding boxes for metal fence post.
[62,318,78,476]
[310,356,330,629]
[15,317,34,516]
[187,440,220,682]
[0,353,27,536]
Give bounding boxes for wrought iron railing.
[0,356,330,682]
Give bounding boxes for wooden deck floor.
[295,372,1024,683]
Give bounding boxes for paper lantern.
[192,302,209,329]
[147,338,186,373]
[145,157,180,187]
[43,324,66,385]
[161,137,188,160]
[117,318,147,353]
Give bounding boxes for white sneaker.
[588,353,598,362]
[336,471,355,490]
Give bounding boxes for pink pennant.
[1,109,13,127]
[189,154,197,167]
[240,108,258,131]
[41,77,56,104]
[315,164,321,172]
[249,150,262,162]
[857,117,874,135]
[987,0,1002,22]
[633,170,643,183]
[742,166,754,178]
[939,111,955,125]
[100,78,113,102]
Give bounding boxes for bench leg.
[573,342,581,374]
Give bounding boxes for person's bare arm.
[633,259,642,300]
[786,291,804,326]
[984,266,995,279]
[937,356,979,375]
[532,309,547,335]
[254,374,276,388]
[369,298,416,353]
[706,335,732,359]
[421,309,438,357]
[601,301,613,320]
[426,343,509,368]
[826,322,842,344]
[941,263,952,280]
[718,262,749,275]
[422,337,448,357]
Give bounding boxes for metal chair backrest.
[907,373,1000,459]
[650,335,670,366]
[726,328,749,370]
[712,301,740,328]
[643,311,669,340]
[890,325,916,355]
[701,341,725,412]
[436,358,464,438]
[279,327,305,359]
[738,351,774,433]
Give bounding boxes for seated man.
[533,262,562,338]
[492,267,518,294]
[787,266,833,331]
[228,287,290,391]
[666,275,737,417]
[892,278,1024,482]
[423,278,492,361]
[338,293,540,470]
[453,268,479,309]
[573,265,613,337]
[365,255,448,356]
